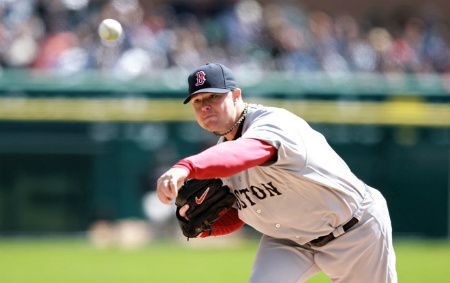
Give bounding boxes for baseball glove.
[175,178,236,239]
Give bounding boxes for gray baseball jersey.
[220,104,368,244]
[219,103,397,282]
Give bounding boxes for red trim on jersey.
[173,138,277,179]
[198,208,244,237]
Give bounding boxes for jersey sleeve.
[240,107,308,171]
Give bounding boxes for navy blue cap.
[184,63,238,104]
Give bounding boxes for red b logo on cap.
[195,71,206,86]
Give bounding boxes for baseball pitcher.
[156,63,397,283]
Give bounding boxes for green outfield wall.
[0,70,449,237]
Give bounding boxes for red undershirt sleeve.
[173,138,277,179]
[198,208,244,237]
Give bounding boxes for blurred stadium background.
[0,0,450,282]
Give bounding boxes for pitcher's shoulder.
[247,103,304,121]
[247,103,290,115]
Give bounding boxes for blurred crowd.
[1,0,450,76]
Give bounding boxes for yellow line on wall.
[0,98,193,122]
[252,98,450,126]
[0,97,449,126]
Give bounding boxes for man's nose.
[201,101,211,111]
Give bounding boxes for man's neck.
[222,103,248,140]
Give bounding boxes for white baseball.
[98,19,123,41]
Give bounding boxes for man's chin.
[204,126,224,135]
[200,124,217,133]
[201,122,219,132]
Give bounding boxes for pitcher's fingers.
[179,204,190,219]
[157,179,173,204]
[157,189,171,204]
[168,179,179,199]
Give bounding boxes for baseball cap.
[184,63,238,104]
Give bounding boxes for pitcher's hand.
[156,167,189,204]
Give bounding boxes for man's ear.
[231,88,242,102]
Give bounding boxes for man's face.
[190,91,236,133]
